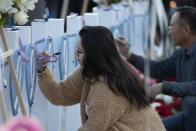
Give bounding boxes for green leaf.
[0,15,8,26]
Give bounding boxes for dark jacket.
[128,41,196,97]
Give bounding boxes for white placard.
[31,19,49,130]
[48,19,64,37]
[13,26,31,45]
[93,9,116,28]
[111,4,125,24]
[47,18,65,131]
[66,14,83,74]
[84,13,99,26]
[133,1,146,15]
[66,14,83,131]
[67,15,83,35]
[0,28,19,50]
[32,20,48,51]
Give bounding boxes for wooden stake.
[81,0,89,15]
[0,92,7,123]
[60,0,70,19]
[0,49,14,60]
[0,26,26,115]
[0,49,14,122]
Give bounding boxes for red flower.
[154,99,165,104]
[157,77,177,83]
[171,97,181,109]
[155,104,172,118]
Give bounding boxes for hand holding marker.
[38,51,61,68]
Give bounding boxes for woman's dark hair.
[176,6,196,34]
[79,26,149,109]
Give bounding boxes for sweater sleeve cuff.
[38,66,51,78]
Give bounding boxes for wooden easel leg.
[81,0,90,15]
[60,0,70,19]
[0,26,26,115]
[0,92,7,123]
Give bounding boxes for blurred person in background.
[163,0,196,16]
[116,6,196,131]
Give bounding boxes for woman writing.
[37,26,165,131]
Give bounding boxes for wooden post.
[81,0,89,15]
[0,26,26,115]
[0,49,14,122]
[0,92,7,123]
[60,0,70,19]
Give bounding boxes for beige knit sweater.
[38,66,166,131]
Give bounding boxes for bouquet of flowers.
[152,95,182,118]
[0,0,38,26]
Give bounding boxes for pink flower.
[0,116,43,131]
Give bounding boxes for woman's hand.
[38,50,50,73]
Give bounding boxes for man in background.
[116,6,196,131]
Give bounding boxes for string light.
[170,1,177,8]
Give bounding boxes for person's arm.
[116,36,178,79]
[78,84,126,131]
[127,51,179,79]
[162,81,196,97]
[38,66,84,106]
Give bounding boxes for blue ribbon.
[119,19,125,36]
[9,37,31,115]
[9,50,25,115]
[126,16,132,46]
[25,36,56,114]
[25,42,39,114]
[59,34,69,80]
[43,37,55,71]
[74,33,79,66]
[142,14,148,51]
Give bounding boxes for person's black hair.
[79,26,149,109]
[176,6,196,34]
